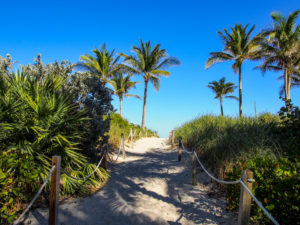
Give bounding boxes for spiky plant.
[207,77,238,116]
[108,71,140,117]
[205,24,262,117]
[120,39,180,128]
[256,10,300,105]
[75,44,122,84]
[0,70,108,196]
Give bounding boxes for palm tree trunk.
[141,78,148,129]
[220,96,224,116]
[284,67,288,101]
[119,96,123,117]
[239,64,242,117]
[286,69,291,100]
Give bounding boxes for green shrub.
[175,115,280,171]
[175,114,299,224]
[108,113,158,149]
[226,156,300,225]
[0,70,108,224]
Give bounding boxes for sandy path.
[25,138,237,225]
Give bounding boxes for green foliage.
[278,99,300,158]
[0,65,110,223]
[75,44,122,84]
[175,115,280,169]
[66,72,114,158]
[0,151,41,224]
[257,10,300,102]
[175,113,299,224]
[108,113,158,149]
[226,156,300,224]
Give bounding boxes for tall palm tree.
[75,44,122,84]
[108,72,140,117]
[207,77,238,116]
[205,24,262,117]
[257,10,300,105]
[120,39,180,128]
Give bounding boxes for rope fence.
[178,138,280,225]
[61,149,107,181]
[13,166,56,225]
[12,131,143,225]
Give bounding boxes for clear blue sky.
[1,0,299,137]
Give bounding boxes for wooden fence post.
[121,133,126,159]
[49,156,61,225]
[192,151,197,186]
[238,170,253,225]
[171,130,175,146]
[130,128,133,143]
[133,129,136,142]
[178,137,182,161]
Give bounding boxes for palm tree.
[75,44,122,84]
[205,24,262,117]
[108,72,140,117]
[120,39,180,128]
[207,77,238,116]
[257,10,300,105]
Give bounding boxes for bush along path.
[24,138,237,225]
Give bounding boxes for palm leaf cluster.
[206,24,262,116]
[108,72,140,117]
[75,44,121,84]
[257,10,300,101]
[76,40,180,127]
[120,39,180,127]
[206,10,300,114]
[207,77,237,116]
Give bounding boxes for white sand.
[24,138,237,225]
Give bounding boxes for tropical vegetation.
[108,113,158,150]
[175,106,299,224]
[0,55,112,223]
[256,10,300,107]
[75,44,122,84]
[120,39,180,128]
[108,72,140,117]
[207,77,237,116]
[205,24,262,117]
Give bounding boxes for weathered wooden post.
[238,170,254,225]
[254,101,257,118]
[178,137,183,161]
[171,130,175,146]
[121,133,126,159]
[192,151,197,186]
[133,129,136,142]
[49,156,61,225]
[130,128,133,143]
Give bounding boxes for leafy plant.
[0,69,109,224]
[226,156,300,225]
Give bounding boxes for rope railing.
[239,179,280,225]
[193,152,240,185]
[12,132,129,225]
[13,165,56,225]
[61,149,107,181]
[179,139,280,225]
